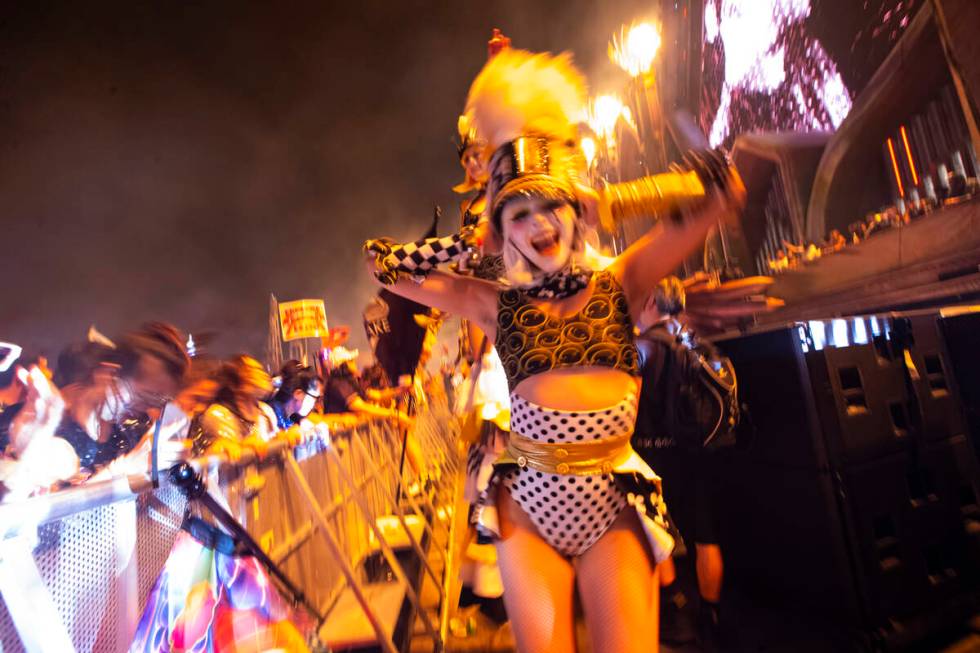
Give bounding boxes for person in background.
[633,282,734,651]
[84,323,195,478]
[269,360,323,430]
[133,359,311,653]
[322,347,422,481]
[0,360,71,499]
[187,355,279,460]
[322,348,414,429]
[0,349,52,452]
[51,341,148,474]
[115,322,190,418]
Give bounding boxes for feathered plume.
[465,49,588,149]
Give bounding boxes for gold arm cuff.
[500,432,634,476]
[598,170,707,231]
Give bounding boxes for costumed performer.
[363,49,745,652]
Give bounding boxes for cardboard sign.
[278,300,328,341]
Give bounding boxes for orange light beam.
[899,125,918,186]
[887,137,905,198]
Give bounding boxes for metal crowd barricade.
[0,393,463,653]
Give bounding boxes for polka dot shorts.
[502,392,638,557]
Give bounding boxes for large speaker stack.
[713,308,980,646]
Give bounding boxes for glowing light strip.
[809,320,826,351]
[853,318,868,345]
[887,138,904,198]
[900,125,918,186]
[831,319,849,347]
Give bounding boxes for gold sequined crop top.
[495,270,640,389]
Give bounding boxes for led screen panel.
[699,0,924,147]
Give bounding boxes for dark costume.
[54,413,150,472]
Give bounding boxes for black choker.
[523,267,593,299]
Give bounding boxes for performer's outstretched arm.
[362,249,499,337]
[364,227,478,284]
[599,150,747,317]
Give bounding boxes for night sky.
[0,0,651,360]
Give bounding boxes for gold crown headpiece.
[464,49,588,229]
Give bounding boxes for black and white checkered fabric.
[382,232,469,276]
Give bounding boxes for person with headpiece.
[363,47,745,651]
[449,48,513,632]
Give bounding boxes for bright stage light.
[580,136,597,168]
[609,22,661,77]
[588,94,632,142]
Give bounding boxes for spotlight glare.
[580,136,597,168]
[610,22,661,77]
[588,94,628,140]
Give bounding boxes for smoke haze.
[0,0,651,359]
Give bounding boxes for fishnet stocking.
[576,507,660,653]
[495,487,577,653]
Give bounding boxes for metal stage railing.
[0,393,463,653]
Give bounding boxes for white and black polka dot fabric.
[502,392,638,557]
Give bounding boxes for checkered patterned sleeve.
[364,227,477,284]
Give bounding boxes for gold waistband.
[499,432,633,475]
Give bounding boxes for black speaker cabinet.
[718,322,912,468]
[714,314,979,637]
[936,308,980,461]
[903,312,970,445]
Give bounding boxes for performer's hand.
[683,149,746,227]
[574,182,601,229]
[362,238,397,284]
[700,178,746,229]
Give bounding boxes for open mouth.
[531,231,560,255]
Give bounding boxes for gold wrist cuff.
[598,170,706,231]
[500,432,634,476]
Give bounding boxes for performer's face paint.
[500,196,576,274]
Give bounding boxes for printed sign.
[278,299,328,341]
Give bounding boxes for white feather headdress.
[465,49,587,149]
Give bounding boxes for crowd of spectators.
[0,322,421,502]
[767,166,978,275]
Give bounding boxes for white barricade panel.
[0,396,463,653]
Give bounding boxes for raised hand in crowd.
[1,366,79,499]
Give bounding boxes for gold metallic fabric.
[598,169,707,231]
[487,135,583,221]
[500,432,633,475]
[494,270,640,389]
